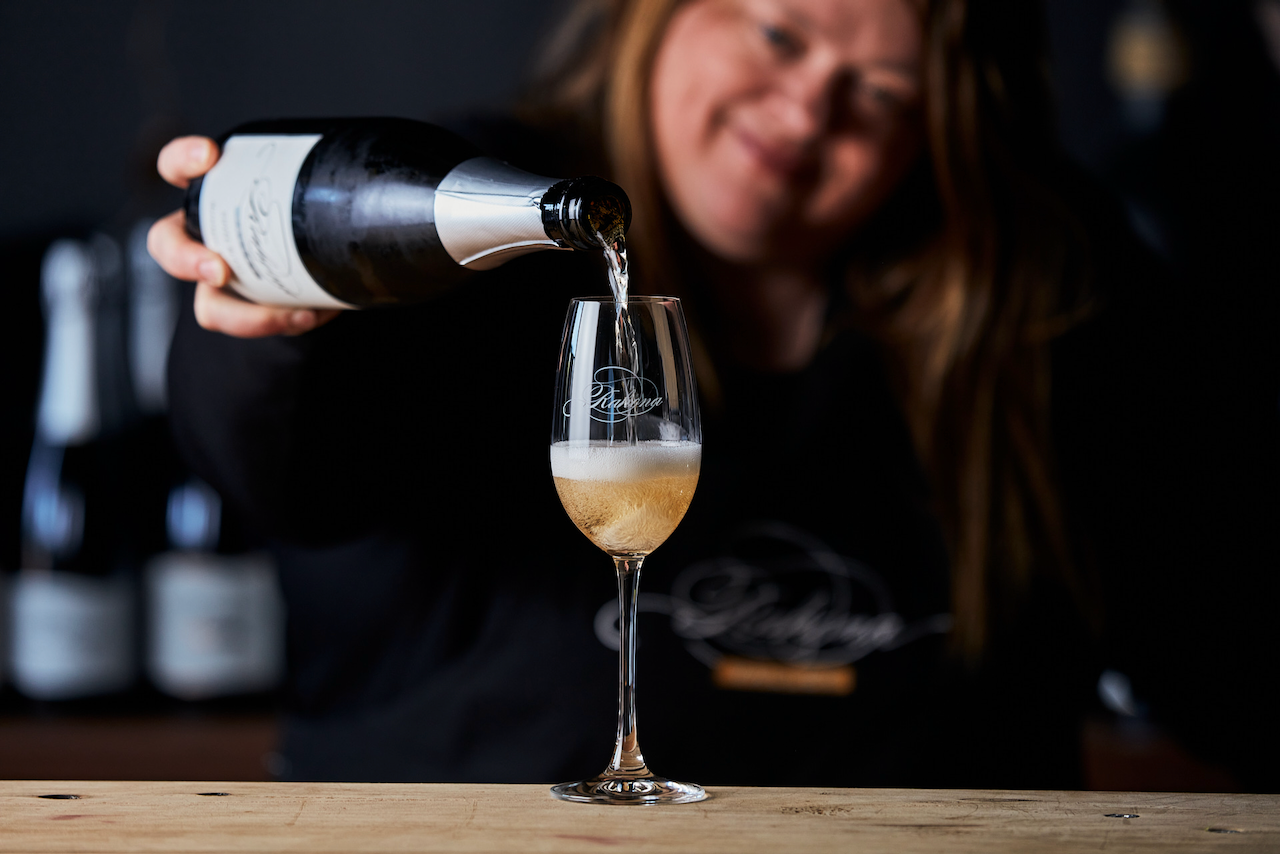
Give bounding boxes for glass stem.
[607,556,649,777]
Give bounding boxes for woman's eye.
[760,23,802,57]
[851,77,915,115]
[865,85,900,106]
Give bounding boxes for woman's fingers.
[154,134,343,339]
[193,283,341,338]
[151,137,228,284]
[147,209,228,285]
[157,136,219,189]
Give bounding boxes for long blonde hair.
[525,0,1097,660]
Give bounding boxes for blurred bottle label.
[146,551,283,701]
[10,570,134,700]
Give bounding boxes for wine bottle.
[10,238,137,701]
[183,117,632,308]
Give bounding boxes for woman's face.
[650,0,924,265]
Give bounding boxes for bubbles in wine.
[551,441,700,557]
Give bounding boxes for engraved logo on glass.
[565,366,664,423]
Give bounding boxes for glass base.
[550,775,706,805]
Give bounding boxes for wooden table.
[1,782,1276,853]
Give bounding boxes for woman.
[149,0,1182,787]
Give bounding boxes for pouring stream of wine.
[598,227,639,445]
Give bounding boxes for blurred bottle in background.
[126,223,285,702]
[10,237,138,700]
[9,218,285,707]
[126,220,178,422]
[146,476,283,701]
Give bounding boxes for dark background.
[0,0,560,239]
[1,0,1277,788]
[0,0,1267,238]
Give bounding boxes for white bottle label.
[9,569,134,700]
[146,551,284,700]
[199,134,354,309]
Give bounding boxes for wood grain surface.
[1,781,1276,853]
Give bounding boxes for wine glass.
[549,296,705,805]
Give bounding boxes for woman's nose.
[767,60,841,141]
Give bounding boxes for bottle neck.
[167,478,222,552]
[36,240,99,446]
[127,219,179,416]
[433,158,632,269]
[434,157,565,270]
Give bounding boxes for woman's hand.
[148,136,340,338]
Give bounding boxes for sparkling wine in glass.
[549,295,705,805]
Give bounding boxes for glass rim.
[567,294,680,305]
